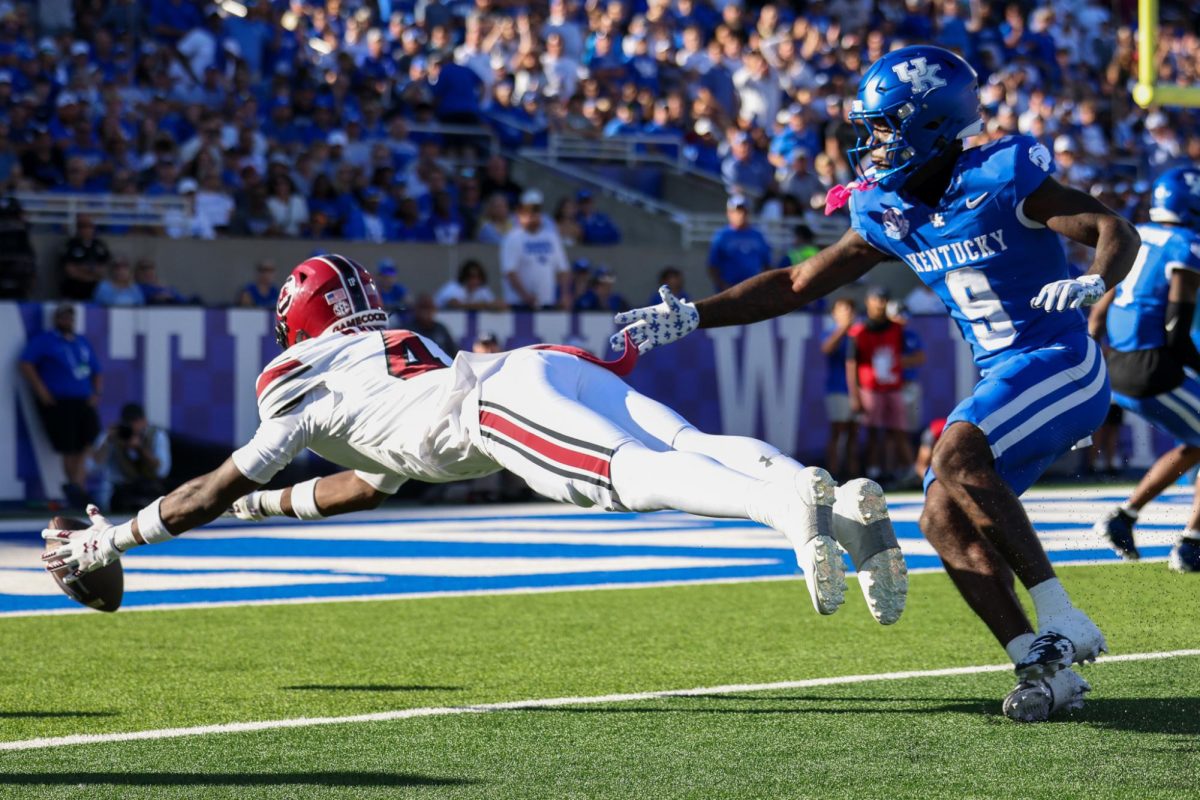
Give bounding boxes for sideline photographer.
[93,403,171,512]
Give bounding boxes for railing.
[12,192,193,233]
[537,133,687,170]
[514,150,848,250]
[678,213,840,251]
[406,122,500,160]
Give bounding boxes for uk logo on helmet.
[891,58,947,93]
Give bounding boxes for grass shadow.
[282,685,462,692]
[518,696,1200,734]
[0,772,473,788]
[1071,698,1200,735]
[0,711,118,719]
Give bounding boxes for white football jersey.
[232,330,504,492]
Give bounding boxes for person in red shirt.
[847,287,914,483]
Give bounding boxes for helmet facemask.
[848,102,920,189]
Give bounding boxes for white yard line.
[1,649,1196,753]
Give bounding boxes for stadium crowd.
[0,0,1191,255]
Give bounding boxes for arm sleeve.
[87,341,102,374]
[1011,136,1056,202]
[230,409,314,484]
[1165,301,1200,373]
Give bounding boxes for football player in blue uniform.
[611,45,1140,721]
[1091,166,1200,573]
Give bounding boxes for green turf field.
[1,563,1196,799]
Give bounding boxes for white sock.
[1005,632,1036,665]
[1029,578,1073,621]
[1119,503,1139,518]
[1183,528,1200,542]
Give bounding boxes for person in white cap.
[499,188,571,309]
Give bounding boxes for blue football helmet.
[848,46,983,190]
[1149,166,1200,228]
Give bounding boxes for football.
[43,516,124,612]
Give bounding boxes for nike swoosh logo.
[965,193,989,209]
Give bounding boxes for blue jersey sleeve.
[1008,135,1055,203]
[847,190,895,258]
[1170,233,1200,274]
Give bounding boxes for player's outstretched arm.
[1025,177,1141,312]
[42,458,260,582]
[231,471,390,521]
[696,228,886,329]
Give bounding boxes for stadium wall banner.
[0,303,1168,502]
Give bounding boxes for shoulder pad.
[254,336,349,419]
[255,356,316,419]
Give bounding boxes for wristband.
[290,478,325,520]
[112,520,137,552]
[135,497,173,545]
[256,489,286,517]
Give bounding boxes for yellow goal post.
[1134,0,1200,108]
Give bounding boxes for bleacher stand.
[0,0,1180,298]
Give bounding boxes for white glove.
[610,285,700,354]
[231,491,268,521]
[41,504,124,583]
[1031,274,1106,312]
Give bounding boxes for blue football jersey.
[849,135,1083,371]
[1106,222,1200,352]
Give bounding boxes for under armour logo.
[891,58,947,93]
[758,455,774,468]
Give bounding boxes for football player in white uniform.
[43,254,907,623]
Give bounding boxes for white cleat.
[1002,667,1091,723]
[1014,608,1108,681]
[833,479,907,625]
[792,467,847,616]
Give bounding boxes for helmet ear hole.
[923,118,944,131]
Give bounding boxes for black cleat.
[1170,537,1200,573]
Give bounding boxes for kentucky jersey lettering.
[850,135,1083,369]
[1106,222,1200,352]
